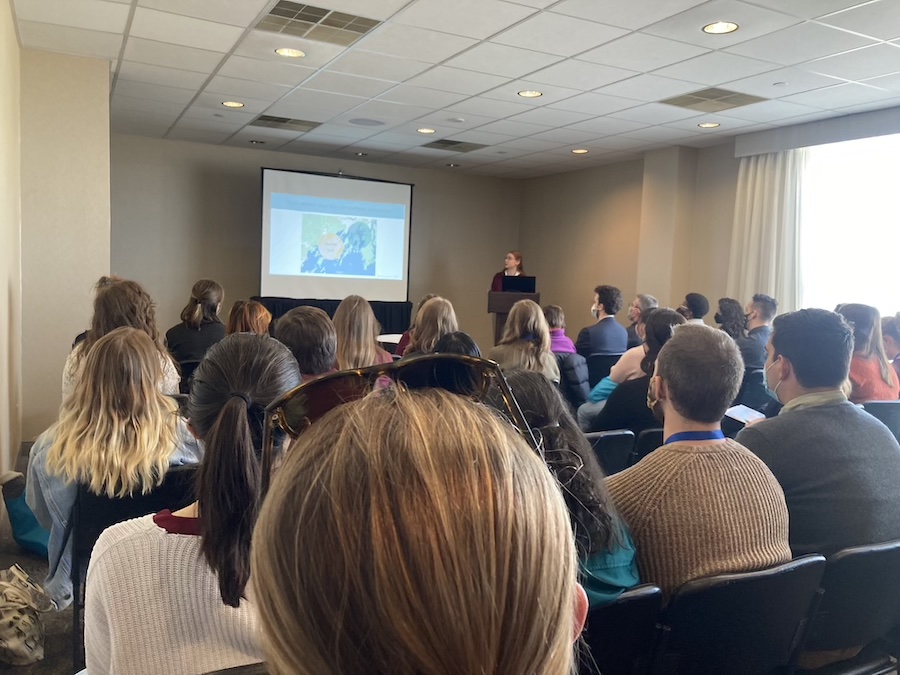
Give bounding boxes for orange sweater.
[848,355,900,403]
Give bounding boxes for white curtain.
[726,148,808,313]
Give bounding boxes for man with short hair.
[677,292,709,325]
[274,306,337,380]
[737,309,900,557]
[738,294,778,369]
[607,324,791,597]
[625,293,658,349]
[575,285,628,357]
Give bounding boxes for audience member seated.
[884,313,900,383]
[587,309,685,436]
[274,306,337,381]
[488,299,560,384]
[576,285,628,357]
[226,300,272,336]
[252,387,587,675]
[738,293,778,370]
[625,293,658,349]
[84,334,300,675]
[433,331,481,357]
[402,296,459,359]
[500,370,639,608]
[27,328,202,609]
[737,308,900,557]
[165,279,226,365]
[676,292,709,325]
[715,297,746,340]
[63,278,179,399]
[544,304,576,354]
[607,324,791,597]
[333,294,393,369]
[836,303,900,402]
[71,274,122,348]
[395,293,437,357]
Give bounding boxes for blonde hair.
[253,388,577,675]
[333,295,382,369]
[499,299,552,372]
[46,327,178,498]
[406,297,458,355]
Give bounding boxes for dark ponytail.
[180,279,224,330]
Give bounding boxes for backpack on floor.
[0,564,53,665]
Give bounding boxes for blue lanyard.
[664,430,725,445]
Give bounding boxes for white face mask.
[591,305,600,320]
[764,357,783,403]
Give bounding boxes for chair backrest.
[585,430,635,476]
[862,401,900,444]
[803,539,900,652]
[629,428,663,467]
[178,359,203,394]
[580,584,663,675]
[586,354,623,388]
[654,554,826,675]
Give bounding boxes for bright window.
[799,133,900,316]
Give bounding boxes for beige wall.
[0,2,21,471]
[109,134,523,352]
[20,49,110,438]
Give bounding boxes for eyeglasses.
[261,353,540,498]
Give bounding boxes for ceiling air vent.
[421,139,488,153]
[661,87,768,112]
[257,1,380,47]
[250,115,321,132]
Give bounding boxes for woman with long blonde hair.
[27,327,201,609]
[252,388,587,675]
[403,296,459,358]
[333,295,392,369]
[488,299,560,383]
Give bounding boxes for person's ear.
[573,583,589,640]
[777,354,793,382]
[656,376,669,403]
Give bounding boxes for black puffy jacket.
[555,352,590,412]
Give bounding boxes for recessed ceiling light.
[571,148,589,155]
[698,122,721,129]
[249,140,266,144]
[517,90,543,98]
[275,48,305,58]
[447,117,466,123]
[702,21,739,34]
[349,118,385,127]
[773,81,788,87]
[446,163,461,168]
[355,152,368,156]
[417,127,436,134]
[222,101,244,108]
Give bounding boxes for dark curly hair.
[717,297,746,339]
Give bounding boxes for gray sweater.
[737,400,900,557]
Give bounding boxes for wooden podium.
[488,291,541,345]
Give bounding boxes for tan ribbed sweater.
[606,439,791,597]
[85,515,263,675]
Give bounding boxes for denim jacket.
[25,418,203,609]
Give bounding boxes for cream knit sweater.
[606,439,791,597]
[85,514,263,675]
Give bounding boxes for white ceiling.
[12,0,900,178]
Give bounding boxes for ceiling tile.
[565,116,650,135]
[377,85,468,108]
[276,88,366,115]
[393,0,536,40]
[411,110,497,130]
[297,0,412,21]
[863,72,900,92]
[407,66,508,95]
[218,55,315,87]
[114,79,196,104]
[655,51,779,86]
[15,0,129,33]
[18,21,123,59]
[327,51,431,82]
[130,7,244,52]
[596,74,700,101]
[167,127,234,144]
[180,104,256,124]
[642,0,800,48]
[303,124,381,141]
[108,108,179,127]
[620,126,705,142]
[444,42,562,79]
[724,22,877,66]
[528,128,599,144]
[481,80,581,106]
[780,82,898,109]
[233,30,348,70]
[528,60,637,90]
[225,126,303,149]
[549,0,708,30]
[265,101,357,123]
[549,91,642,115]
[204,75,293,102]
[741,0,877,20]
[111,95,187,116]
[174,117,245,133]
[577,33,709,71]
[507,107,592,126]
[191,92,272,114]
[446,97,532,118]
[304,71,397,98]
[662,114,762,131]
[503,0,558,9]
[475,119,552,136]
[462,143,537,158]
[818,0,900,40]
[491,12,628,57]
[445,130,516,146]
[801,44,900,81]
[721,67,845,98]
[137,0,270,27]
[331,100,435,125]
[717,99,824,122]
[117,61,210,90]
[355,25,477,63]
[281,138,349,155]
[123,37,224,73]
[834,98,900,114]
[495,137,565,152]
[609,102,704,124]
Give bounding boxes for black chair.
[798,540,900,674]
[585,430,635,475]
[580,584,663,675]
[629,428,663,467]
[651,555,826,675]
[71,466,198,669]
[203,664,269,675]
[587,353,623,388]
[178,359,203,394]
[862,401,900,444]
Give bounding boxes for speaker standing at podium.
[490,251,524,292]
